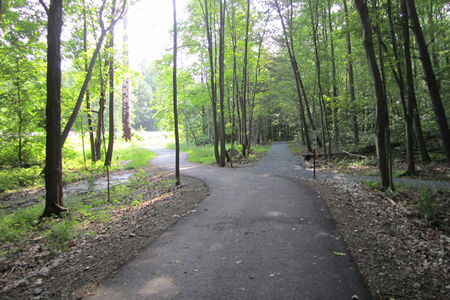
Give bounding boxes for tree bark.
[240,0,250,157]
[354,0,392,190]
[173,0,180,185]
[61,0,127,146]
[275,0,311,151]
[105,7,116,167]
[122,6,132,141]
[401,0,430,163]
[218,0,226,167]
[328,0,339,148]
[202,0,220,164]
[309,0,331,157]
[343,0,359,144]
[406,0,450,162]
[83,0,96,162]
[42,0,66,217]
[388,0,415,174]
[95,55,107,161]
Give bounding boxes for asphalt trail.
[87,144,370,299]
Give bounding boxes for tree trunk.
[203,0,220,164]
[105,12,115,167]
[83,0,96,162]
[173,0,180,185]
[388,0,415,175]
[328,0,338,149]
[354,0,392,190]
[401,0,430,163]
[240,0,250,157]
[218,0,226,167]
[42,0,66,217]
[343,0,359,144]
[95,55,107,161]
[309,0,330,157]
[275,0,311,151]
[61,0,126,146]
[122,6,132,141]
[406,0,450,162]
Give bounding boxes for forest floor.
[0,166,208,299]
[289,146,450,299]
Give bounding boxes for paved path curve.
[87,144,370,299]
[246,143,449,190]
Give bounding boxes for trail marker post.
[312,131,317,179]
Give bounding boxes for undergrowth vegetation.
[0,133,157,194]
[166,143,271,165]
[0,167,175,262]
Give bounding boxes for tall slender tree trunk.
[83,0,96,162]
[122,6,132,141]
[61,0,126,146]
[275,0,311,151]
[15,60,23,166]
[354,0,392,190]
[173,0,180,185]
[95,55,107,160]
[343,0,358,144]
[42,0,66,217]
[406,0,450,162]
[202,0,220,164]
[218,0,226,166]
[105,10,116,167]
[328,0,338,148]
[388,0,415,175]
[401,0,430,163]
[372,0,393,188]
[240,0,250,157]
[309,0,330,157]
[230,4,238,148]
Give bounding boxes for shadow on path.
[87,144,370,299]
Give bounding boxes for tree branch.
[39,0,49,15]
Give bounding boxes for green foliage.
[0,203,43,244]
[417,188,437,222]
[168,143,217,165]
[114,143,157,169]
[0,165,42,193]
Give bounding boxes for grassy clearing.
[0,133,157,194]
[166,143,271,165]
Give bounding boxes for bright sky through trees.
[127,0,189,69]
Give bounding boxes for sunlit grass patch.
[166,142,271,165]
[114,142,156,169]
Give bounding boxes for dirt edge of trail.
[297,177,449,300]
[0,170,208,300]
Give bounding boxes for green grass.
[0,203,80,255]
[166,142,271,165]
[0,135,156,194]
[114,142,157,169]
